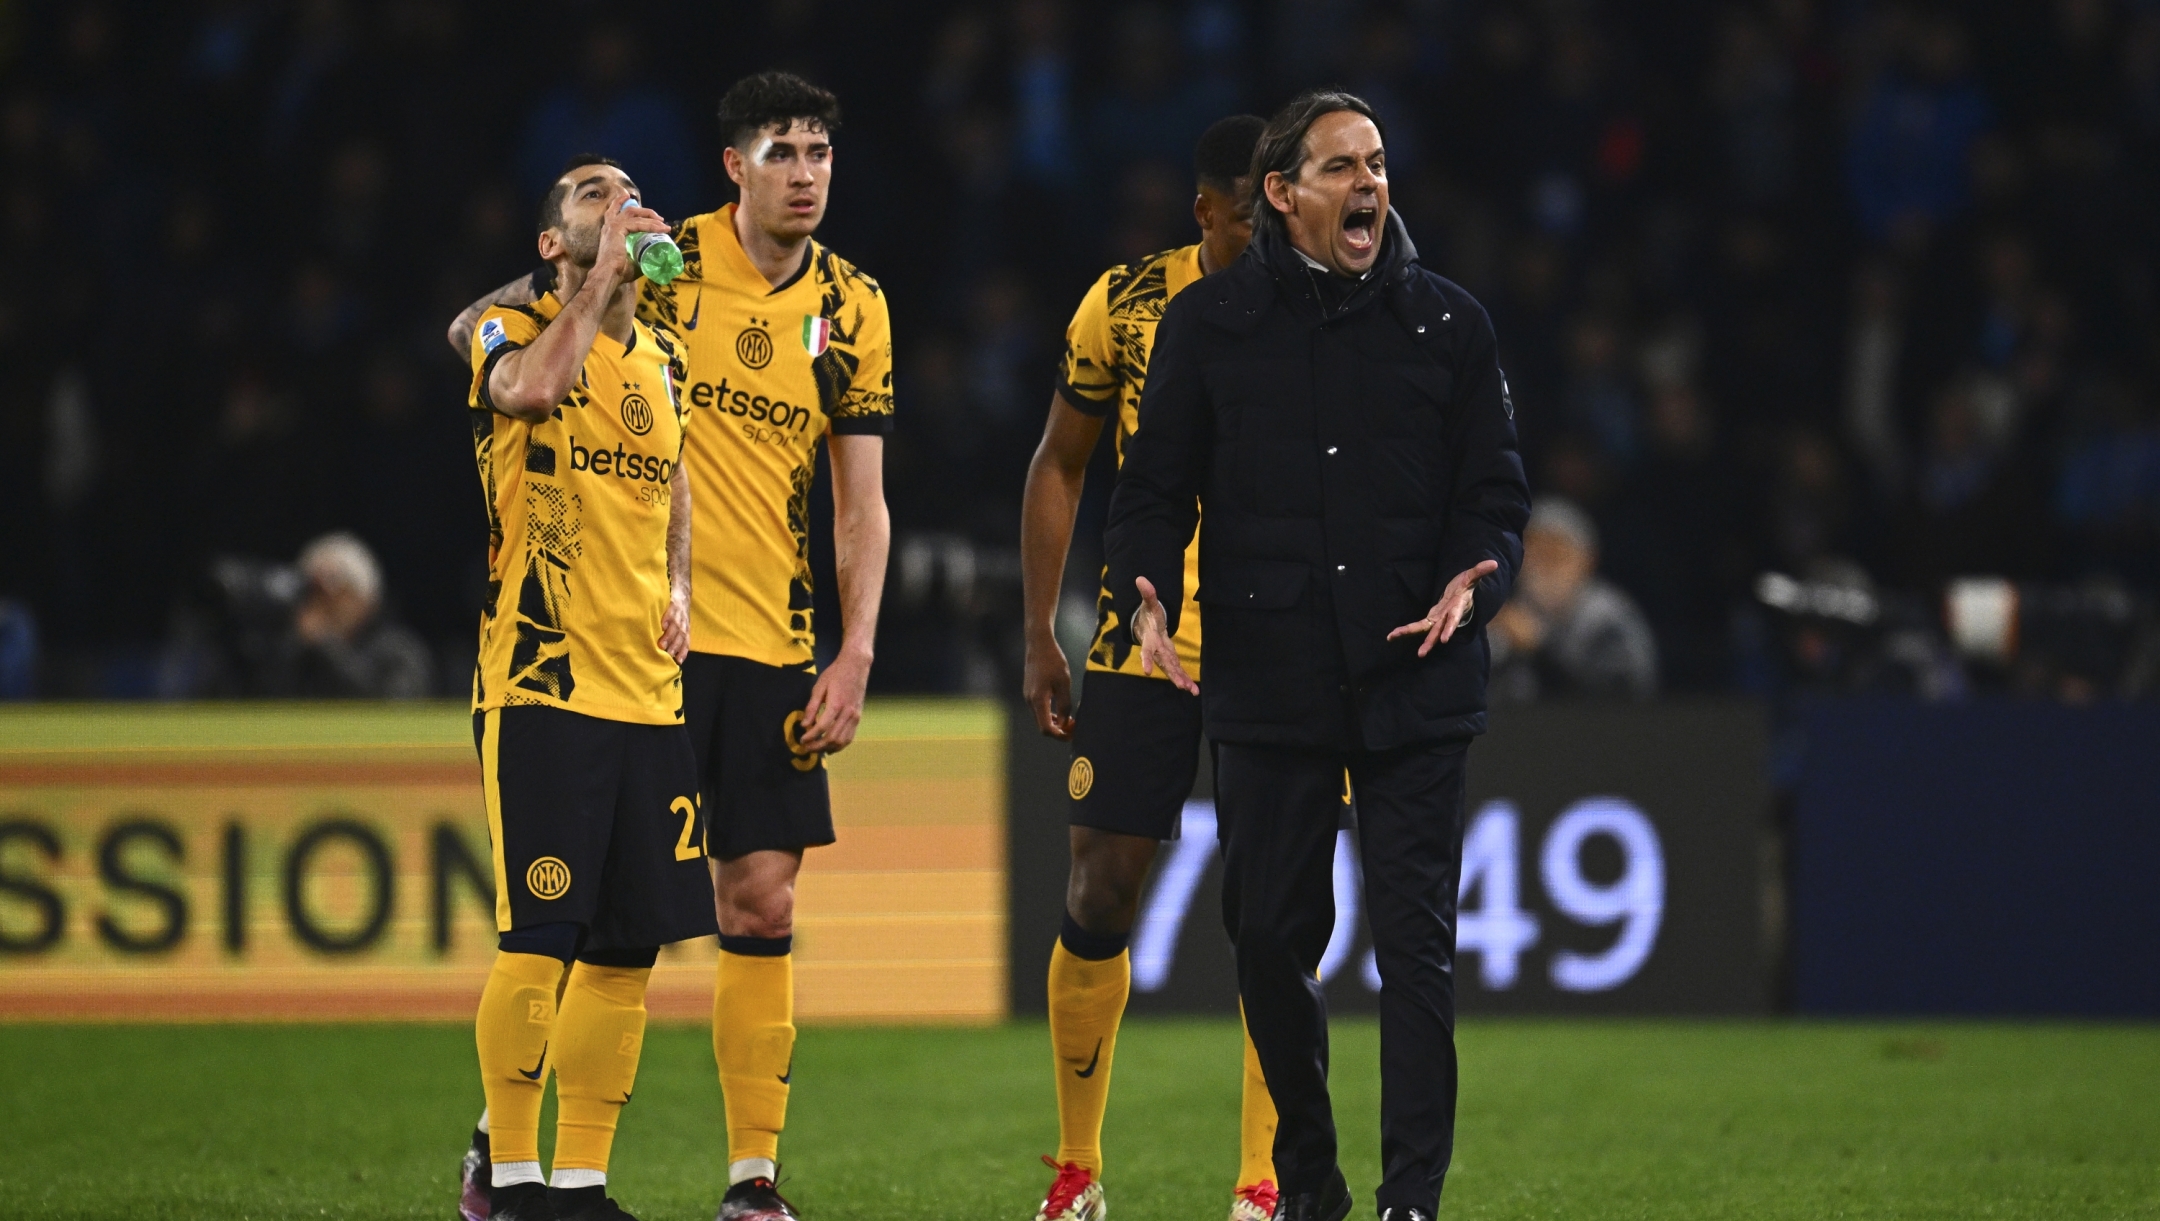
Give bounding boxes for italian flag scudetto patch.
[801,315,831,357]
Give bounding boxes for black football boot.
[1268,1168,1351,1221]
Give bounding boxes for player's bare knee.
[716,877,796,939]
[1068,829,1156,931]
[1067,859,1149,935]
[1065,887,1136,938]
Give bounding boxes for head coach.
[1103,89,1529,1221]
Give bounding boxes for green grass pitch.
[1,1018,2154,1220]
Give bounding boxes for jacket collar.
[1249,207,1420,322]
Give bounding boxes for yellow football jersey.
[638,203,894,667]
[1058,244,1206,680]
[466,291,690,724]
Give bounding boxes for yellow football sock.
[714,944,796,1166]
[1048,940,1130,1174]
[550,962,652,1173]
[475,951,569,1167]
[1236,1002,1279,1188]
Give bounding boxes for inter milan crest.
[620,392,653,435]
[737,322,774,369]
[1067,756,1094,800]
[526,856,571,900]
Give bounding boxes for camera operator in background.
[1488,498,1657,703]
[170,532,432,698]
[274,532,432,698]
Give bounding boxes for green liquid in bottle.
[628,232,684,285]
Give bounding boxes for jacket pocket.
[1369,361,1450,440]
[1397,362,1452,407]
[1197,559,1310,609]
[1198,560,1320,723]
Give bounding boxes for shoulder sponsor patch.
[480,317,510,353]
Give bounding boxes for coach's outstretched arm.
[1103,298,1211,690]
[1427,300,1530,635]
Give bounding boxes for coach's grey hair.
[1247,89,1386,241]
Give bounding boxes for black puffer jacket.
[1104,212,1529,750]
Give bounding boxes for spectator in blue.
[1009,0,1078,190]
[0,601,36,699]
[2057,378,2160,582]
[1846,12,1991,245]
[516,24,695,217]
[1086,4,1238,180]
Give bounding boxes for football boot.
[549,1185,641,1220]
[1267,1168,1349,1221]
[716,1174,803,1220]
[1230,1179,1279,1221]
[458,1129,491,1221]
[1032,1156,1105,1221]
[488,1181,555,1221]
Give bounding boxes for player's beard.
[559,217,603,268]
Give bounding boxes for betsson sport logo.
[687,377,813,438]
[567,437,675,484]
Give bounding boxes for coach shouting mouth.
[1106,90,1530,1221]
[1267,114,1383,277]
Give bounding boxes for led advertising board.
[1794,699,2160,1017]
[1010,702,1772,1016]
[0,701,1006,1022]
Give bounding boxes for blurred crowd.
[2,0,2157,703]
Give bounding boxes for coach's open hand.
[798,647,870,753]
[1132,576,1197,694]
[1388,559,1501,657]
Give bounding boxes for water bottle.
[621,198,683,285]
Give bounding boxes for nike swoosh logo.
[778,1054,794,1085]
[1075,1039,1102,1078]
[683,287,702,331]
[519,1043,547,1080]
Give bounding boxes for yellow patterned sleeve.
[826,269,894,436]
[467,305,544,413]
[1055,269,1119,416]
[635,277,670,333]
[649,322,691,450]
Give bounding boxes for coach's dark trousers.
[1216,738,1468,1217]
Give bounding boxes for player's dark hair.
[716,71,841,150]
[1248,90,1385,240]
[537,153,625,234]
[1195,114,1266,193]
